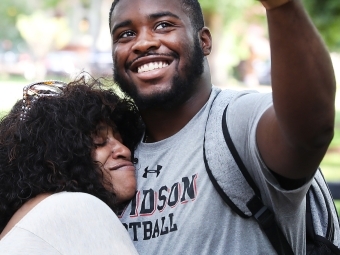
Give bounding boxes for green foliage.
[0,0,68,47]
[81,0,91,8]
[42,0,62,8]
[321,110,340,181]
[200,0,253,13]
[0,0,31,44]
[198,0,340,51]
[322,152,340,181]
[303,0,340,51]
[334,201,340,213]
[17,12,72,55]
[331,127,340,149]
[199,0,255,24]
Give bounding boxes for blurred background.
[0,0,339,181]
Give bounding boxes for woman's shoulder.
[1,192,138,254]
[23,192,114,222]
[15,192,110,219]
[0,193,52,240]
[42,191,107,207]
[0,192,113,244]
[1,192,112,238]
[21,192,137,254]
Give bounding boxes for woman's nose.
[110,139,131,160]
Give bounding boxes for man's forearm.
[266,0,336,148]
[255,0,336,179]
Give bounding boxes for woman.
[0,78,143,254]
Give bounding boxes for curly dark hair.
[0,77,143,232]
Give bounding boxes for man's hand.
[259,0,292,10]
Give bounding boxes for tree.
[198,0,266,85]
[303,0,340,51]
[0,0,32,48]
[16,12,71,79]
[198,0,340,85]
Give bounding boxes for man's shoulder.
[211,86,259,104]
[209,87,250,113]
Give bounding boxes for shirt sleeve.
[226,91,312,212]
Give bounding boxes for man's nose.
[132,29,161,54]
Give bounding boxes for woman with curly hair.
[0,78,143,254]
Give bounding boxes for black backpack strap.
[314,170,337,242]
[203,89,250,218]
[306,192,315,240]
[203,143,249,218]
[315,178,334,242]
[221,106,261,197]
[221,105,294,255]
[307,172,340,254]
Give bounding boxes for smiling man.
[109,0,337,254]
[110,0,210,113]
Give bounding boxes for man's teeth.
[138,62,169,73]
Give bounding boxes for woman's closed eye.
[93,136,107,147]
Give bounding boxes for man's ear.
[199,27,212,56]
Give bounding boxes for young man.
[109,0,336,254]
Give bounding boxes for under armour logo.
[143,165,162,178]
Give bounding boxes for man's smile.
[129,54,175,72]
[137,61,169,73]
[127,55,176,81]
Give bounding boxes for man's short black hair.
[109,0,205,32]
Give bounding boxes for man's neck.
[141,82,212,142]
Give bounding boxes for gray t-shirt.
[0,192,138,255]
[119,87,310,254]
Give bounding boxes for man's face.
[110,0,205,110]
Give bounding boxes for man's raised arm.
[256,0,336,180]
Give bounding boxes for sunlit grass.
[322,152,340,180]
[335,201,340,213]
[321,112,340,182]
[320,111,340,212]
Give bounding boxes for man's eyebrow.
[111,20,132,35]
[149,11,180,20]
[111,12,180,35]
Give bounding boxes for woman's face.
[92,123,136,203]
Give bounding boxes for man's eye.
[120,31,135,38]
[155,22,172,30]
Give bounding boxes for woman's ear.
[199,27,212,56]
